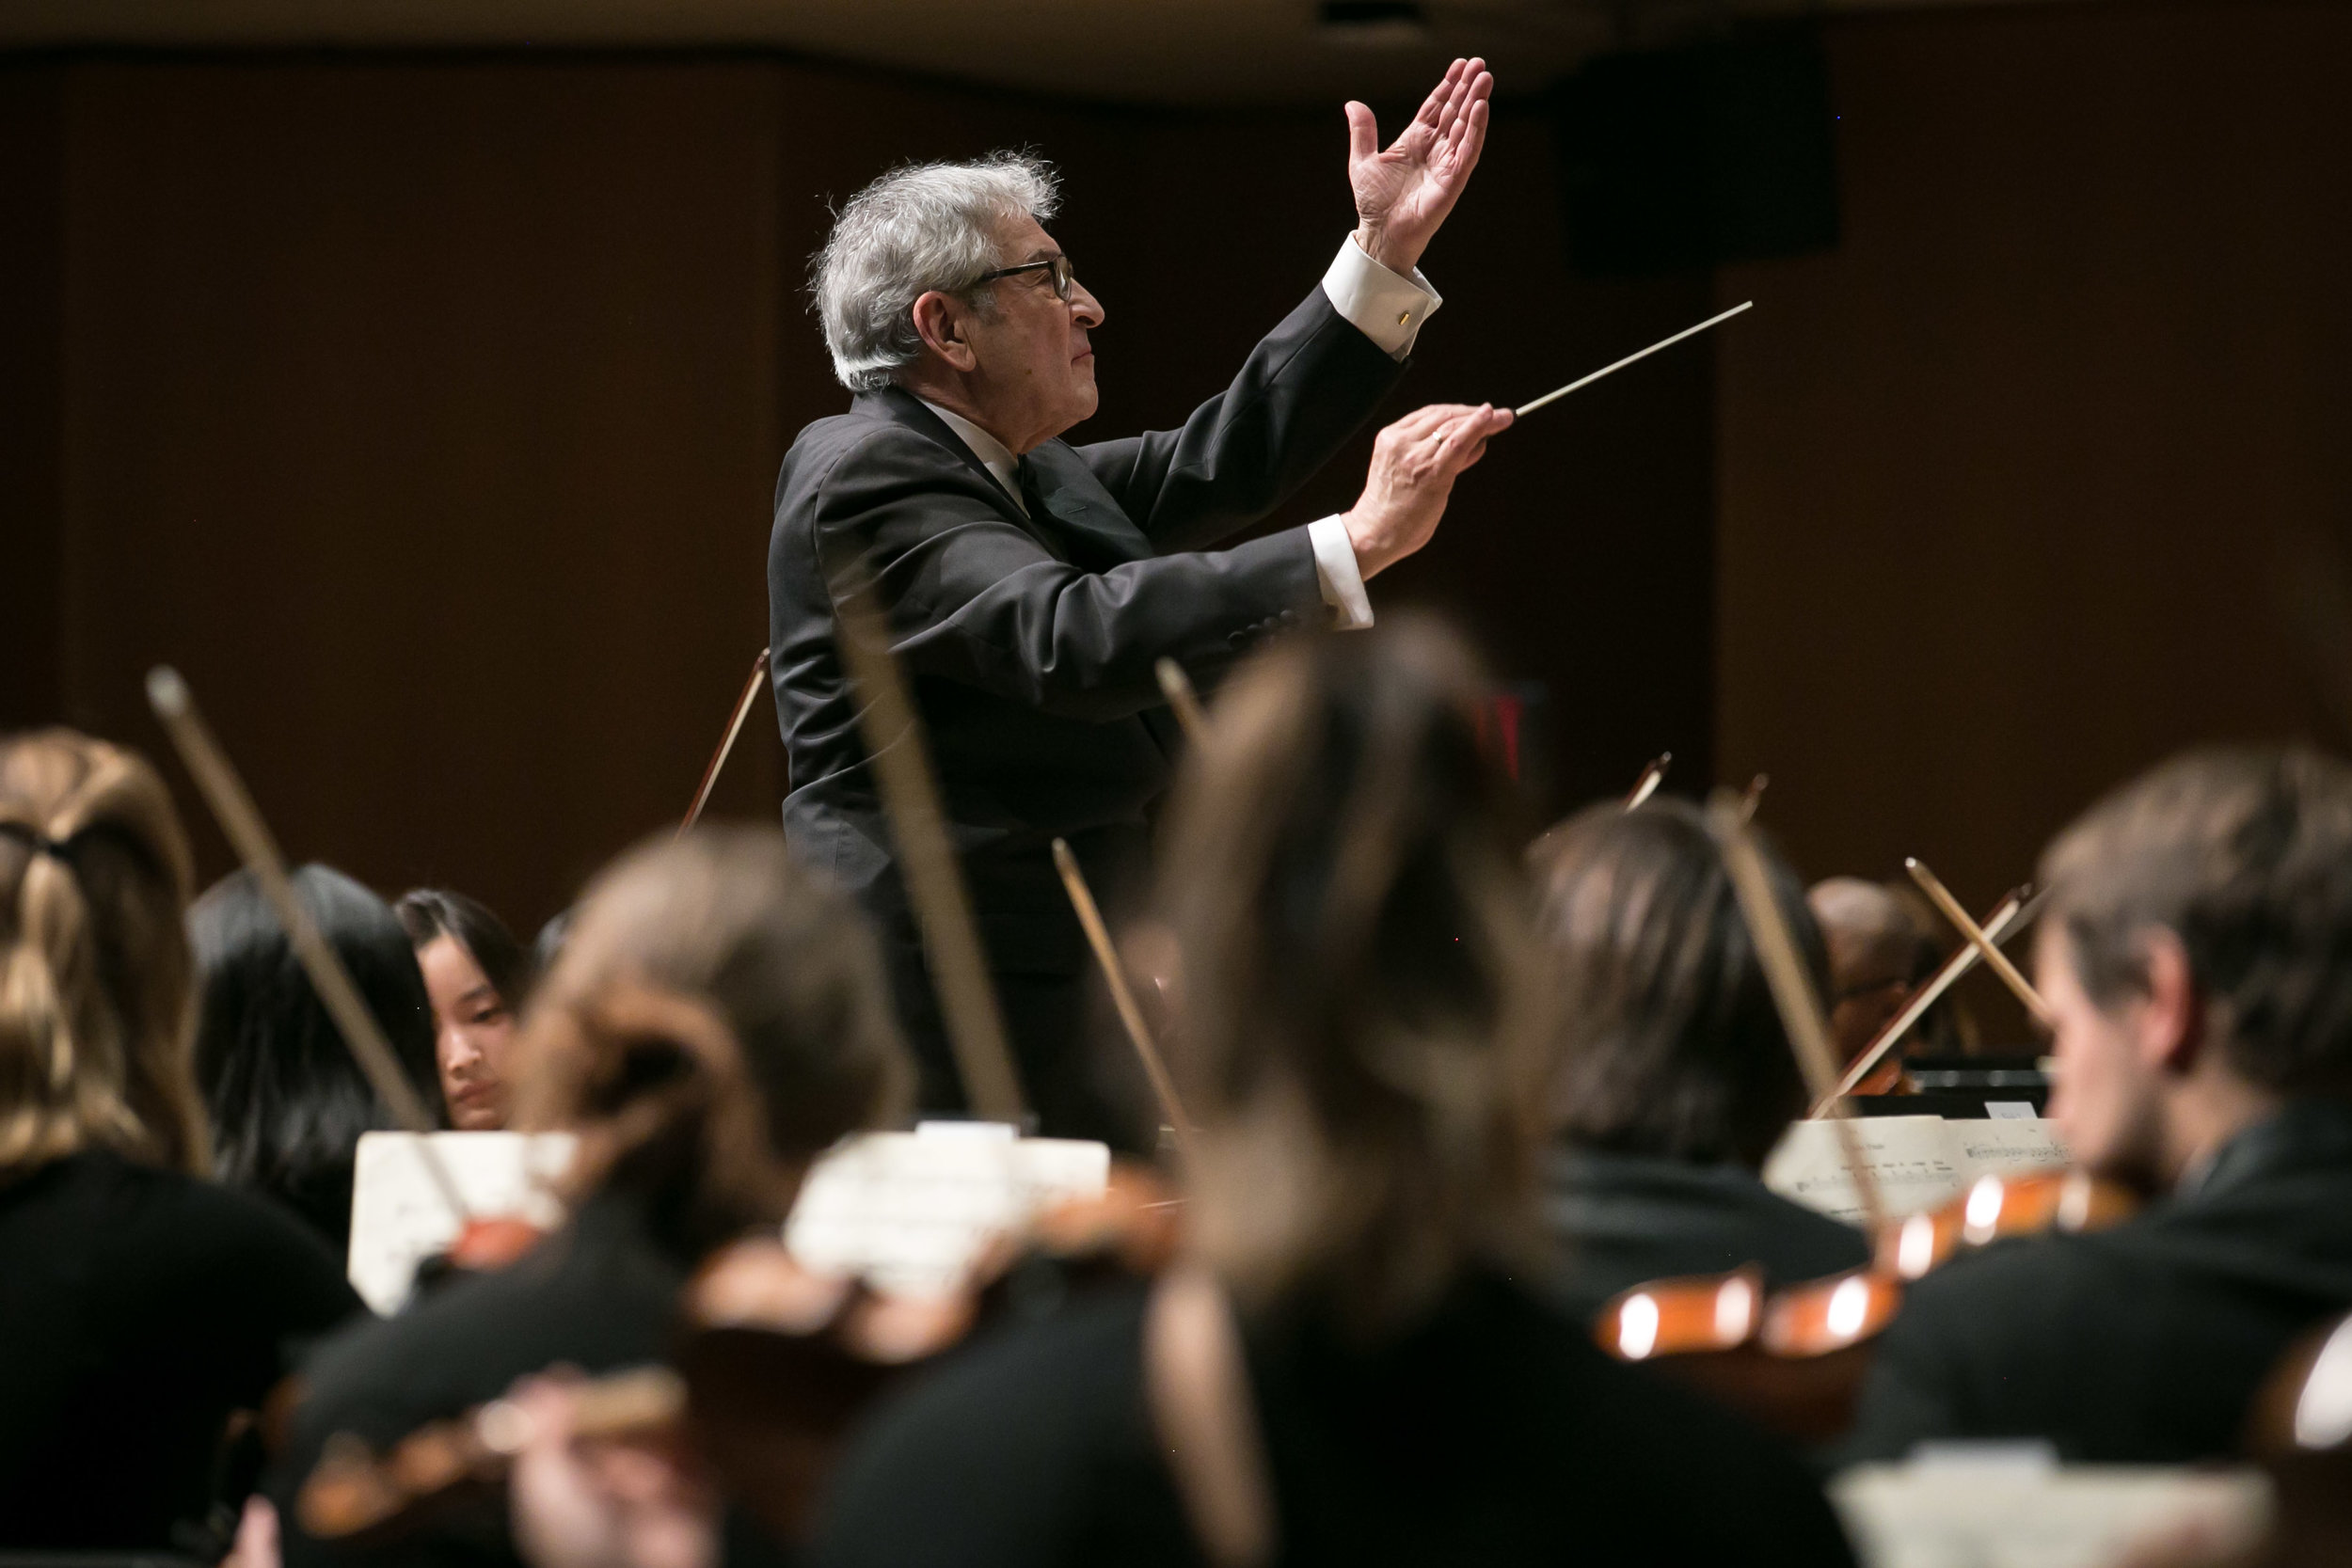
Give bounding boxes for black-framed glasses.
[975,254,1079,302]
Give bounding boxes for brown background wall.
[1717,0,2352,930]
[6,1,2349,958]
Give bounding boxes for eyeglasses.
[975,254,1079,302]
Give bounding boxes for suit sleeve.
[808,428,1326,723]
[1074,287,1408,554]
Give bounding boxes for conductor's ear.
[911,291,979,372]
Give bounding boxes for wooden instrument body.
[1592,1167,2139,1442]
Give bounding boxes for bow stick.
[146,666,472,1226]
[1515,302,1754,420]
[1155,658,1210,748]
[829,573,1028,1126]
[1708,791,1887,1234]
[1739,773,1769,823]
[1905,858,2055,1028]
[1051,838,1196,1168]
[679,648,771,836]
[1817,887,2043,1113]
[1624,752,1671,812]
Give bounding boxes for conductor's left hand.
[1347,57,1494,277]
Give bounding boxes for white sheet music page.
[784,1121,1111,1301]
[1833,1461,2268,1568]
[1765,1117,2074,1226]
[347,1131,578,1314]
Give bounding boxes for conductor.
[769,60,1513,1139]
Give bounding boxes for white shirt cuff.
[1308,516,1374,630]
[1320,236,1441,361]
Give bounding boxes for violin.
[296,1164,1182,1547]
[1593,1166,2140,1442]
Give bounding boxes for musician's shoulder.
[816,1280,1163,1568]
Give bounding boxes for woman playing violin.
[271,826,912,1568]
[809,619,1856,1568]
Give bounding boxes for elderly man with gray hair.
[769,61,1508,1140]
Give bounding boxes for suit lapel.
[864,388,1028,519]
[1022,440,1154,566]
[859,389,1152,568]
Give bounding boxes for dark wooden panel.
[0,64,64,731]
[1718,1,2352,924]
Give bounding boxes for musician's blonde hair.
[0,730,210,1179]
[1154,618,1549,1337]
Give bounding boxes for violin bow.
[1819,887,2042,1113]
[829,569,1029,1126]
[1906,858,2056,1028]
[1624,752,1671,812]
[1155,657,1210,748]
[679,648,771,836]
[1052,838,1197,1167]
[1708,791,1889,1235]
[147,667,472,1227]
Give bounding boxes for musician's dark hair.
[2041,746,2352,1095]
[1532,799,1823,1168]
[394,887,535,1012]
[1153,615,1547,1336]
[190,864,441,1248]
[1,729,210,1179]
[516,827,912,1258]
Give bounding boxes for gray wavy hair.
[812,152,1061,392]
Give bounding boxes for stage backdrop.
[1715,0,2352,938]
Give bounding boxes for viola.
[295,1164,1182,1548]
[1592,1167,2139,1442]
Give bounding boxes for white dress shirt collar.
[914,396,1028,517]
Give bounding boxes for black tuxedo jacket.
[768,286,1406,987]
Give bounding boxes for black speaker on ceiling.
[1550,28,1840,277]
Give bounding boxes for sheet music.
[1953,1118,2072,1180]
[1764,1116,2074,1226]
[1833,1461,2269,1568]
[347,1131,578,1314]
[784,1121,1111,1300]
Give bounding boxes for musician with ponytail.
[0,728,362,1551]
[815,619,1853,1568]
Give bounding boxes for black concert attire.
[813,1267,1858,1568]
[1838,1097,2352,1464]
[1546,1147,1874,1321]
[767,282,1410,1143]
[0,1148,362,1550]
[273,1191,691,1568]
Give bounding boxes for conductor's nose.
[1071,279,1104,329]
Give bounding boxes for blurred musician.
[0,731,360,1551]
[273,826,911,1568]
[192,864,444,1254]
[810,621,1855,1567]
[1840,748,2352,1463]
[769,62,1513,1140]
[1535,801,1872,1321]
[397,887,537,1132]
[1809,876,1946,1067]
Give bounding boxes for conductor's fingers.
[1432,405,1506,472]
[1391,402,1479,439]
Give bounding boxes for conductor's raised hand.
[1341,402,1513,580]
[1346,57,1493,277]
